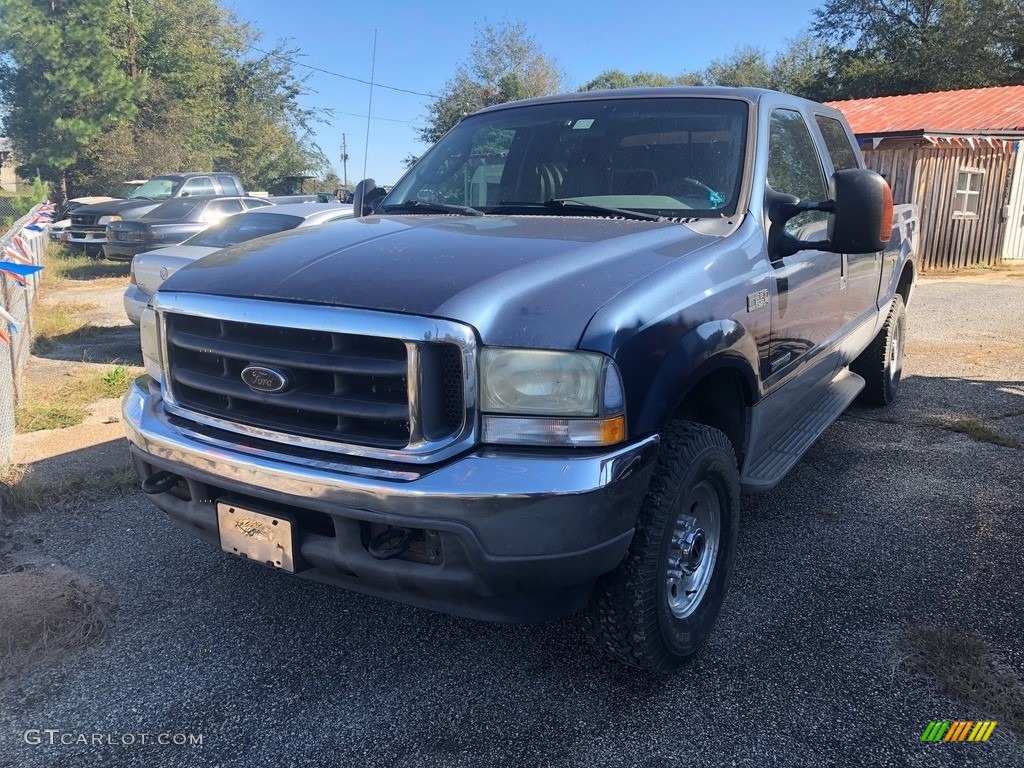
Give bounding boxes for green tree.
[0,0,146,201]
[579,69,704,91]
[580,37,834,100]
[420,21,564,144]
[813,0,1024,98]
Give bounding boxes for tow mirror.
[768,168,894,259]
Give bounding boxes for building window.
[953,169,984,217]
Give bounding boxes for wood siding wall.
[861,143,1015,270]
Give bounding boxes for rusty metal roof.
[825,85,1024,137]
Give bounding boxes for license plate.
[217,502,295,573]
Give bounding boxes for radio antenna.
[363,29,377,181]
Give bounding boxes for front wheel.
[583,421,740,673]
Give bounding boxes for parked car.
[52,179,148,241]
[103,195,271,261]
[123,202,354,324]
[124,87,917,672]
[68,172,247,257]
[58,180,148,221]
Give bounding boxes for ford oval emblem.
[241,365,291,394]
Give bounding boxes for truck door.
[813,113,881,327]
[764,108,845,386]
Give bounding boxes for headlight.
[139,307,163,383]
[479,348,625,447]
[98,215,122,225]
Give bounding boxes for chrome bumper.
[123,376,659,622]
[124,376,657,510]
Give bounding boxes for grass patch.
[42,243,129,285]
[31,301,100,354]
[898,626,1024,735]
[0,461,138,523]
[15,364,142,433]
[945,417,1021,449]
[0,570,114,684]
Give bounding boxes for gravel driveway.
[1,273,1022,767]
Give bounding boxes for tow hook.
[368,527,415,560]
[141,470,181,495]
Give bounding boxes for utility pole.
[341,134,349,187]
[126,0,138,78]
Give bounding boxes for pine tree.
[0,0,145,201]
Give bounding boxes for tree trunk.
[58,171,68,205]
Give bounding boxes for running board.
[740,368,865,493]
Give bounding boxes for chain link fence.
[0,205,47,463]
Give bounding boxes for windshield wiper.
[493,199,664,222]
[380,200,484,217]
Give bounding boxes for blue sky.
[226,0,824,185]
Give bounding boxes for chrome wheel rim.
[890,320,903,382]
[665,481,721,619]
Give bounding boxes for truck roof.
[474,86,843,117]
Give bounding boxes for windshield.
[386,97,749,218]
[129,178,177,199]
[183,212,303,249]
[115,182,145,198]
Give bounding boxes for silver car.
[124,203,354,325]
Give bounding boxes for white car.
[123,203,354,325]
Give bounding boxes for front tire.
[852,294,906,406]
[583,421,740,673]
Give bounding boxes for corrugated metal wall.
[861,142,1015,270]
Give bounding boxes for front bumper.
[123,377,658,622]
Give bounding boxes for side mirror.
[828,168,894,254]
[768,168,894,259]
[352,178,387,217]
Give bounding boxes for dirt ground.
[1,268,139,684]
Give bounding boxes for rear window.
[184,212,304,248]
[814,115,859,171]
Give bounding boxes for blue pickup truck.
[123,87,917,672]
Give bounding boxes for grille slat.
[164,310,466,452]
[173,367,409,420]
[168,328,407,376]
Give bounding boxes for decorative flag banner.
[8,235,34,264]
[0,304,20,336]
[0,261,43,287]
[24,224,45,232]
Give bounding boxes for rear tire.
[583,421,740,673]
[852,294,906,406]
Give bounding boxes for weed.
[898,625,1024,735]
[15,364,143,433]
[945,418,1021,449]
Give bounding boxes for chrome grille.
[156,293,477,463]
[71,213,98,226]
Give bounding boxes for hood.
[74,199,162,218]
[162,215,721,348]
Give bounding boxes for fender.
[625,318,760,435]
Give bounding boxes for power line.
[299,104,423,126]
[245,43,438,99]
